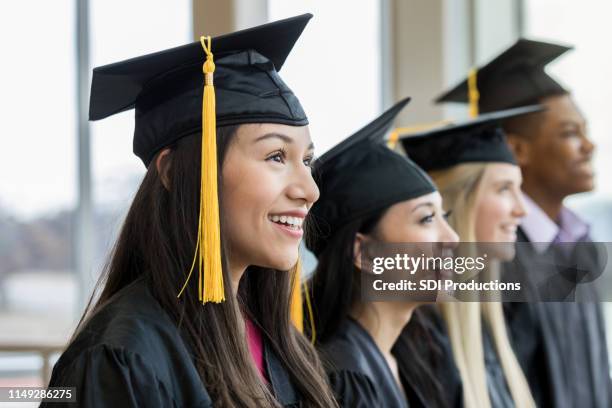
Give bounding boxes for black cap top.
[307,98,437,256]
[400,105,544,172]
[89,14,312,166]
[435,38,572,113]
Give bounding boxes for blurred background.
[1,0,611,401]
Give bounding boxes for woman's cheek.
[404,223,435,243]
[499,193,516,219]
[477,194,498,241]
[415,226,437,243]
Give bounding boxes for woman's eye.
[443,210,452,220]
[267,150,286,164]
[303,155,314,167]
[499,183,512,193]
[419,213,435,224]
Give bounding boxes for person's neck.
[522,181,565,223]
[228,259,248,297]
[351,302,417,356]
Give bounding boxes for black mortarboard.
[89,13,311,166]
[89,15,312,306]
[307,97,437,256]
[435,39,572,113]
[399,105,544,172]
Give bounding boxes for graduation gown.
[321,318,417,408]
[398,305,515,408]
[503,228,612,408]
[41,277,303,407]
[395,306,463,408]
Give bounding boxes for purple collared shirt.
[520,193,590,253]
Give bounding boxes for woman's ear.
[353,232,366,270]
[155,148,172,190]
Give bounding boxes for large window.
[0,0,190,393]
[0,0,76,393]
[268,0,382,154]
[89,0,191,288]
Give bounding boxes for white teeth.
[287,217,303,227]
[269,214,305,228]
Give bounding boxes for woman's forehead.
[236,123,312,145]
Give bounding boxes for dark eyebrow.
[254,133,293,144]
[411,202,434,213]
[254,132,315,150]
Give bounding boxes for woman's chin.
[490,243,516,261]
[259,251,299,271]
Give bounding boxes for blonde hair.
[430,163,535,408]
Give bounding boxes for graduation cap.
[435,39,573,113]
[90,14,311,166]
[399,105,544,172]
[89,14,312,307]
[307,97,437,256]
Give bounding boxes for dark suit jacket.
[503,228,612,408]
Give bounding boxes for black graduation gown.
[321,318,416,408]
[503,228,612,408]
[41,277,303,407]
[398,305,515,408]
[395,306,463,408]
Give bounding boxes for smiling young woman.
[305,98,459,408]
[41,15,338,408]
[220,125,317,273]
[399,106,542,408]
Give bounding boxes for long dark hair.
[74,126,337,407]
[305,210,384,343]
[306,210,448,407]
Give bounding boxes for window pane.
[268,0,382,154]
[90,0,191,284]
[0,0,191,390]
[0,0,76,391]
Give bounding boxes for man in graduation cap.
[436,39,611,408]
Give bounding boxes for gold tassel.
[468,67,479,118]
[290,257,304,331]
[303,280,317,344]
[387,130,400,149]
[177,36,225,304]
[390,120,453,140]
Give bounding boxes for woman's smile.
[267,209,307,239]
